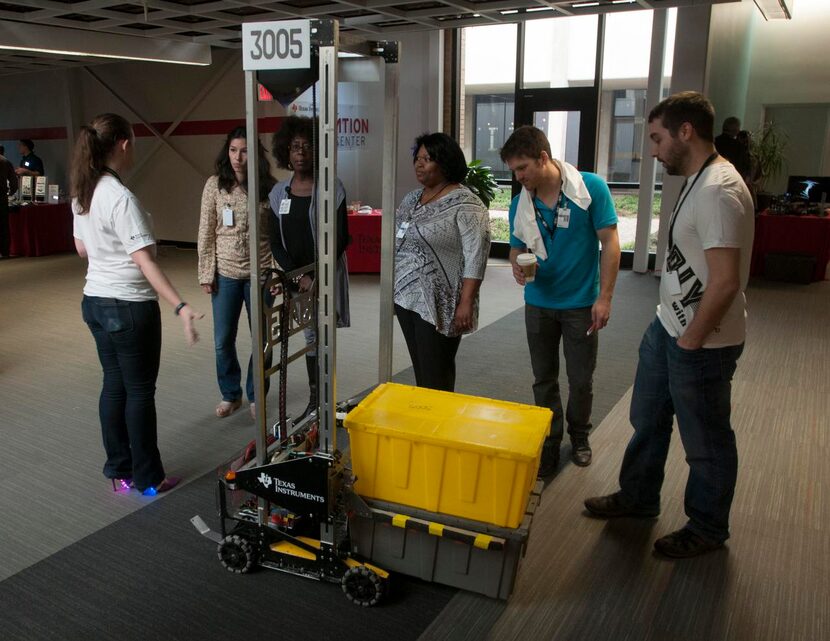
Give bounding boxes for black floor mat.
[0,470,455,641]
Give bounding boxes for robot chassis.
[192,20,399,607]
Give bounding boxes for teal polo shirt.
[508,172,617,310]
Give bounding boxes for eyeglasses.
[414,154,432,164]
[289,143,312,153]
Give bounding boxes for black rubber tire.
[217,534,255,574]
[341,566,384,607]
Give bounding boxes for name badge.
[664,270,682,295]
[222,207,234,227]
[396,221,410,239]
[278,198,291,215]
[557,207,570,228]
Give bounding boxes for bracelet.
[174,302,187,316]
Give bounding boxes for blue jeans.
[525,305,598,445]
[211,274,271,403]
[620,317,743,543]
[82,296,165,491]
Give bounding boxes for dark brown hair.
[70,113,133,213]
[214,125,275,202]
[648,91,715,143]
[499,125,552,163]
[271,116,315,170]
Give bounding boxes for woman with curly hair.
[394,132,490,392]
[268,116,350,420]
[198,126,275,419]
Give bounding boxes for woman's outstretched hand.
[178,304,204,346]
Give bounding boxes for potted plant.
[464,159,499,209]
[749,121,788,211]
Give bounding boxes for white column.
[633,9,668,273]
[654,5,712,274]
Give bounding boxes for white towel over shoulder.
[512,160,592,261]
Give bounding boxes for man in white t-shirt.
[585,92,754,558]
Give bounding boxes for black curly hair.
[272,116,315,170]
[412,132,468,184]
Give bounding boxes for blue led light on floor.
[143,487,158,496]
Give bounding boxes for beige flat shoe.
[249,403,257,420]
[216,399,241,418]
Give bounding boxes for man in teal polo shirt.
[501,125,620,476]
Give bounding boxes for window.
[522,15,598,89]
[473,95,514,180]
[460,24,517,168]
[597,9,677,184]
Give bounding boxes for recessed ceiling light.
[753,0,793,20]
[0,21,211,65]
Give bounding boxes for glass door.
[514,86,598,172]
[532,109,582,168]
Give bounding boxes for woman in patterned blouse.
[394,133,491,392]
[197,126,275,419]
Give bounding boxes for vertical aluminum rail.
[245,70,268,468]
[317,34,339,455]
[378,57,399,383]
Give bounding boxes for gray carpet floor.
[3,248,827,641]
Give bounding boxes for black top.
[1,157,18,202]
[19,152,44,176]
[714,134,750,178]
[268,193,350,273]
[280,195,315,270]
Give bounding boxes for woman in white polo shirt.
[71,113,203,496]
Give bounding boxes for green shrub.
[490,186,512,211]
[613,193,662,217]
[490,217,511,242]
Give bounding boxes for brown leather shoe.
[584,492,659,518]
[571,437,592,466]
[654,528,724,558]
[537,440,560,477]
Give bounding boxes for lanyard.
[103,166,122,183]
[533,191,565,242]
[668,152,718,252]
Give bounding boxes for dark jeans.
[620,317,743,543]
[81,295,164,491]
[525,304,597,446]
[395,304,462,392]
[211,274,272,403]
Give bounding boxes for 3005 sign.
[243,21,310,70]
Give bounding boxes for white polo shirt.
[73,174,157,301]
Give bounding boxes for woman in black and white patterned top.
[394,132,491,392]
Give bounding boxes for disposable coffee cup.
[516,253,537,283]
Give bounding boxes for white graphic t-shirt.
[656,162,754,348]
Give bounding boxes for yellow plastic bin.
[344,383,552,528]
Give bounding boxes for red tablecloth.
[751,213,830,282]
[9,203,74,257]
[346,212,382,273]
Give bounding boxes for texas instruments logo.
[666,245,704,327]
